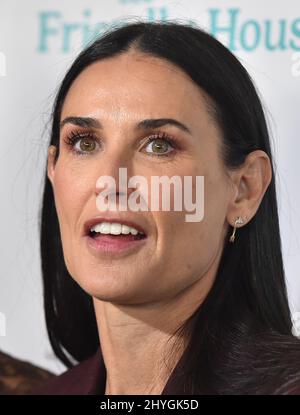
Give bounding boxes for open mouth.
[88,229,146,241]
[83,218,148,255]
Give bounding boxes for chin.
[73,272,145,302]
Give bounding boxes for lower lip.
[84,233,147,256]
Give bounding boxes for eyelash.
[63,130,178,158]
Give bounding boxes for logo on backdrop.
[37,2,300,54]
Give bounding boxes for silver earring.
[229,216,244,243]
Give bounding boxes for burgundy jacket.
[31,343,188,395]
[31,343,300,395]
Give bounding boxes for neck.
[92,273,214,395]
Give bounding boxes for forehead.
[61,52,209,130]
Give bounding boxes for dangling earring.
[229,216,244,243]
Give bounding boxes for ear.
[226,150,272,227]
[47,145,57,186]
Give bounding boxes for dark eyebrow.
[60,116,192,135]
[136,118,192,135]
[60,116,100,130]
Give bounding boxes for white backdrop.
[0,0,299,374]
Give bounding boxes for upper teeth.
[90,222,144,236]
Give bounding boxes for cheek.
[52,160,92,243]
[51,161,91,276]
[53,160,89,211]
[154,170,228,285]
[162,215,218,268]
[204,173,229,232]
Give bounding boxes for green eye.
[145,138,174,155]
[76,137,97,152]
[65,131,99,156]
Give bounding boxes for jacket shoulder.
[30,349,104,395]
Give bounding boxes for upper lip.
[83,215,148,236]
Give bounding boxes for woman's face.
[48,51,234,305]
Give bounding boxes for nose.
[93,146,136,201]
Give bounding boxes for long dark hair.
[40,21,300,394]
